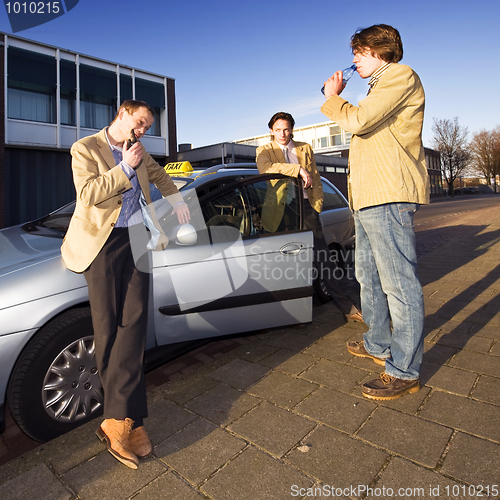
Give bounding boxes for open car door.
[150,174,314,345]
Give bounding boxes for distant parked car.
[0,164,353,442]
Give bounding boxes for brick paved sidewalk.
[0,213,499,500]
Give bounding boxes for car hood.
[0,225,63,274]
[0,225,85,310]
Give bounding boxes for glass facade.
[79,64,116,129]
[136,77,164,136]
[8,47,57,123]
[60,59,76,126]
[6,45,165,136]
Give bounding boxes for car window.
[321,180,347,210]
[202,177,301,238]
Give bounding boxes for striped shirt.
[368,62,392,94]
[105,128,142,228]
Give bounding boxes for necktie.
[283,147,289,163]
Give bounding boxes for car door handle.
[280,242,307,255]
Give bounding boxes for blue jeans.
[354,203,424,380]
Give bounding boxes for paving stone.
[449,349,500,377]
[247,371,318,409]
[160,375,219,405]
[441,432,500,487]
[470,323,500,340]
[423,342,458,365]
[0,464,72,500]
[207,359,269,389]
[184,383,261,426]
[419,363,478,396]
[321,325,360,343]
[257,348,301,369]
[155,418,246,485]
[471,374,500,405]
[368,456,468,500]
[63,451,165,500]
[285,424,387,487]
[299,358,367,392]
[490,340,500,356]
[261,331,317,351]
[418,390,500,442]
[27,419,102,476]
[228,402,316,458]
[433,319,476,334]
[202,446,313,500]
[225,341,281,363]
[356,407,453,468]
[303,338,354,363]
[294,386,376,434]
[131,471,205,500]
[435,330,494,353]
[146,399,198,446]
[272,352,319,375]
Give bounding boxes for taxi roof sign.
[164,161,193,174]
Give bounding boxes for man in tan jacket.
[256,112,362,322]
[322,25,430,400]
[62,100,189,469]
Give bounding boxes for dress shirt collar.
[368,62,392,92]
[275,139,294,154]
[105,127,123,153]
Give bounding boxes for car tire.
[313,245,345,304]
[7,308,103,442]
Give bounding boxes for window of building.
[345,132,352,144]
[135,78,164,136]
[60,59,76,126]
[120,74,133,102]
[79,64,117,129]
[330,125,342,146]
[7,47,56,123]
[319,137,328,148]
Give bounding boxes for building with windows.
[235,120,444,196]
[0,33,177,228]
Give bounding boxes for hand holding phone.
[127,129,138,149]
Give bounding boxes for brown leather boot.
[96,418,139,469]
[129,426,153,459]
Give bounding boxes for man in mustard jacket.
[322,25,430,400]
[62,100,190,469]
[256,112,362,322]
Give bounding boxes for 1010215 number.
[5,2,61,14]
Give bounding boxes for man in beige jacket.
[62,100,189,469]
[256,112,362,322]
[322,25,430,400]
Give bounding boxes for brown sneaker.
[347,341,386,366]
[362,373,420,400]
[129,426,153,459]
[96,418,139,469]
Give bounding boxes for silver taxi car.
[0,164,353,442]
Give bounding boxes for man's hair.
[268,111,295,131]
[350,24,403,63]
[113,99,155,122]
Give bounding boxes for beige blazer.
[321,63,430,211]
[256,141,324,213]
[61,128,183,273]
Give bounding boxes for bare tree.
[469,127,500,192]
[431,117,471,196]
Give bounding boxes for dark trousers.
[84,228,149,426]
[303,204,356,316]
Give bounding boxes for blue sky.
[1,0,498,149]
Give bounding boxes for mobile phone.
[127,129,138,149]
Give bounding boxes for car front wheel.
[7,307,103,442]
